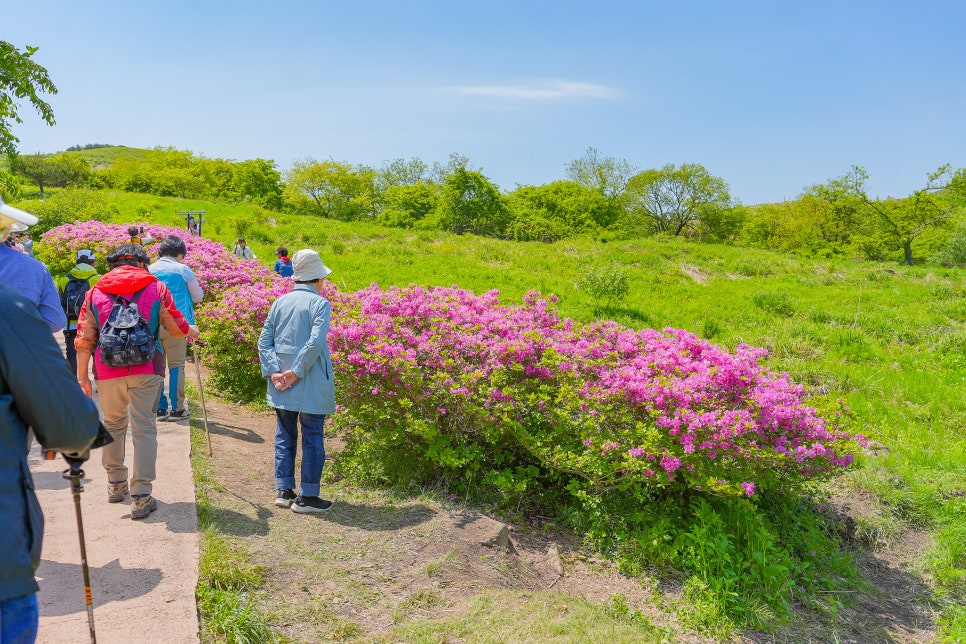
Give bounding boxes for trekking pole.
[192,341,213,457]
[63,462,97,644]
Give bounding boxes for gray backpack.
[98,287,156,368]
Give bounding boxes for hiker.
[0,197,67,333]
[273,246,294,277]
[149,235,204,421]
[74,243,200,520]
[186,212,197,236]
[127,225,154,246]
[0,283,104,643]
[257,249,335,513]
[55,249,102,374]
[10,230,25,253]
[20,232,33,257]
[232,237,256,260]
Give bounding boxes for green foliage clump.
[26,188,117,239]
[575,262,631,316]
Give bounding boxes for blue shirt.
[0,244,67,332]
[149,256,202,325]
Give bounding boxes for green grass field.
[28,189,966,639]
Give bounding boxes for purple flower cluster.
[42,221,866,495]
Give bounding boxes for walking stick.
[64,462,97,644]
[193,341,213,457]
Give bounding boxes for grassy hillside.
[67,145,147,168]
[30,189,966,636]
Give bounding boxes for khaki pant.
[98,374,163,496]
[159,328,188,412]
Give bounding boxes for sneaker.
[165,409,190,421]
[275,489,297,508]
[107,480,129,503]
[131,494,158,520]
[292,495,333,514]
[156,409,168,419]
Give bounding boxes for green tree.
[864,165,959,265]
[0,41,57,157]
[283,159,376,220]
[565,147,636,201]
[505,180,617,242]
[623,163,732,236]
[375,156,430,191]
[227,158,282,209]
[377,183,439,228]
[801,165,869,246]
[433,167,510,237]
[10,152,90,195]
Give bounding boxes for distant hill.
[66,145,148,169]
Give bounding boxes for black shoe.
[165,409,190,421]
[275,489,297,508]
[156,409,169,419]
[292,495,333,514]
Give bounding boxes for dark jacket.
[0,284,101,601]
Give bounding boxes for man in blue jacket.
[0,284,103,642]
[257,249,335,514]
[0,197,67,333]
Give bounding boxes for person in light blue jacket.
[149,236,204,420]
[257,249,335,514]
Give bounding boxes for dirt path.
[30,334,200,643]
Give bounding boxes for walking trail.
[29,338,200,643]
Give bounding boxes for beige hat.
[292,249,332,281]
[0,196,38,231]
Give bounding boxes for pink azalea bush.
[40,221,866,499]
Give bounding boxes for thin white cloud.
[456,80,621,100]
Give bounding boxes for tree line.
[6,145,966,265]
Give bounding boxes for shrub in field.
[330,285,865,500]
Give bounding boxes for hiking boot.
[107,480,129,503]
[156,408,169,419]
[292,495,333,514]
[165,409,190,421]
[275,489,297,508]
[131,494,158,520]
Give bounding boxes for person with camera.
[1,282,105,643]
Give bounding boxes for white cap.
[292,249,332,281]
[0,196,38,230]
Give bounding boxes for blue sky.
[6,1,965,204]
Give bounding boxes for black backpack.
[98,287,157,368]
[62,274,91,320]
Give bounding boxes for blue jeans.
[158,366,180,411]
[0,593,38,644]
[274,409,325,497]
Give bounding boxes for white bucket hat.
[0,196,38,231]
[291,249,332,281]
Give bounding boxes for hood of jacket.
[68,264,99,280]
[95,265,157,295]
